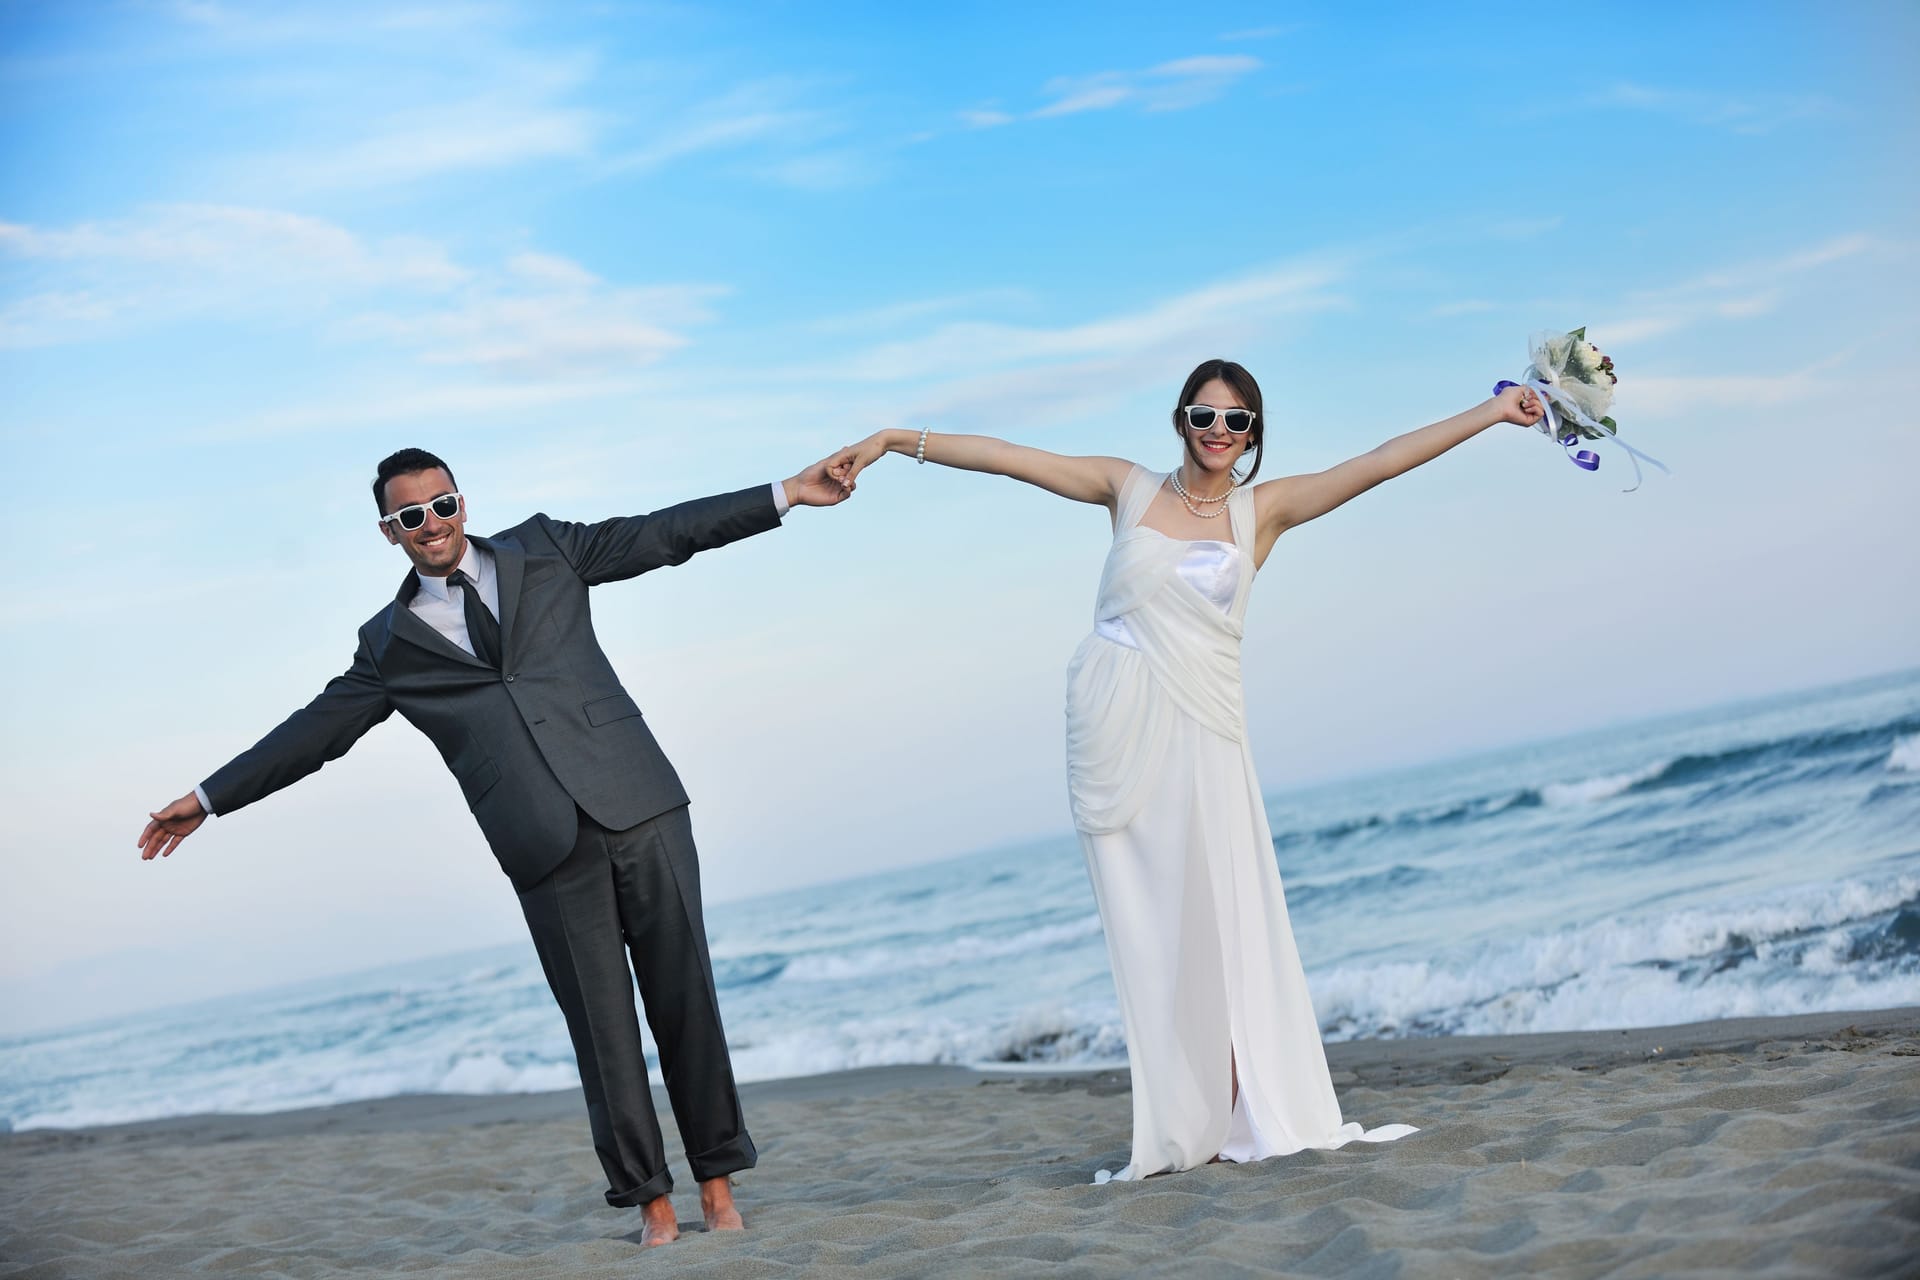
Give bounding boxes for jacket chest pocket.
[584,692,643,727]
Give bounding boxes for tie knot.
[447,569,473,591]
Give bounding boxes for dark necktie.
[447,569,502,667]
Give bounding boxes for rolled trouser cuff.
[603,1164,674,1208]
[686,1130,758,1183]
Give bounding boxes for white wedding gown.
[1066,466,1416,1182]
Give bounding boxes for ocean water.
[6,668,1918,1132]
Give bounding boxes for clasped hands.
[782,433,896,508]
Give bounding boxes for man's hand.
[783,446,862,508]
[139,793,207,860]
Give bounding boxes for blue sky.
[2,1,1915,1031]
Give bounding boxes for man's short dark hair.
[373,448,458,515]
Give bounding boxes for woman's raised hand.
[1495,383,1546,427]
[835,431,898,487]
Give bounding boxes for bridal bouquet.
[1497,327,1668,491]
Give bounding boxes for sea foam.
[1541,759,1671,806]
[1312,872,1920,1041]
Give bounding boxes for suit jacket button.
[505,673,517,683]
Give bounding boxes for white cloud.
[608,107,823,174]
[598,77,853,186]
[958,107,1015,130]
[165,6,607,194]
[1034,80,1134,118]
[0,207,725,377]
[1676,234,1874,292]
[505,251,599,291]
[0,206,463,286]
[293,103,597,189]
[752,148,874,191]
[234,43,604,194]
[152,12,866,193]
[981,54,1263,124]
[0,290,121,346]
[1592,82,1844,135]
[166,0,514,40]
[331,243,726,377]
[347,272,724,376]
[0,205,466,347]
[1595,234,1874,348]
[1628,365,1827,415]
[815,261,1336,384]
[1619,348,1852,418]
[806,288,1036,336]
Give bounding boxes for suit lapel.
[388,571,491,669]
[482,535,526,666]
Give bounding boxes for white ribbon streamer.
[1521,372,1671,494]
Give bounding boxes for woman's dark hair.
[372,447,458,515]
[1172,358,1266,484]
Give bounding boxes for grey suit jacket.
[201,485,783,891]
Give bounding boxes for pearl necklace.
[1169,470,1236,518]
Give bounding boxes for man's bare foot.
[639,1194,679,1247]
[700,1176,744,1232]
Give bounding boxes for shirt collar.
[414,540,488,603]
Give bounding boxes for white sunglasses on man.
[379,492,464,531]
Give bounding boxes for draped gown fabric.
[1066,466,1417,1183]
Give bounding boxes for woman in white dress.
[839,361,1544,1180]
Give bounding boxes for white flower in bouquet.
[1505,325,1667,491]
[1562,363,1616,422]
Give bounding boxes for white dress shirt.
[192,481,791,815]
[410,539,501,659]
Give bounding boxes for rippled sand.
[4,1008,1917,1277]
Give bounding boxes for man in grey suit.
[137,444,856,1247]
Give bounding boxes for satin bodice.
[1095,538,1239,648]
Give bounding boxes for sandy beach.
[4,1007,1917,1278]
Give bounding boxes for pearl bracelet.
[915,427,929,464]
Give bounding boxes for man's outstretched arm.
[138,635,394,860]
[538,446,860,586]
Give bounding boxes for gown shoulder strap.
[1227,482,1257,556]
[1114,465,1161,532]
[1227,481,1259,615]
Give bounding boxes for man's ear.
[379,521,398,545]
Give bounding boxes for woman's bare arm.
[841,428,1133,509]
[1254,386,1542,548]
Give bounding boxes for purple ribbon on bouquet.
[1496,380,1600,472]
